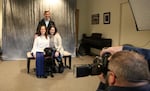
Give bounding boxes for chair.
[26,51,72,73]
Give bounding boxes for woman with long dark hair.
[48,25,64,73]
[31,25,49,78]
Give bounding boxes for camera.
[74,52,111,77]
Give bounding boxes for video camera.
[74,52,111,77]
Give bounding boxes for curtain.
[2,0,76,60]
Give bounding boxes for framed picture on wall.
[103,12,110,24]
[91,13,99,24]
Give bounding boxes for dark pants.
[51,50,64,73]
[36,52,45,76]
[51,50,62,63]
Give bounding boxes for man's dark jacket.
[36,19,55,33]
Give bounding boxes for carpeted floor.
[0,56,100,91]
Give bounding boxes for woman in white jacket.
[31,25,49,78]
[48,25,64,73]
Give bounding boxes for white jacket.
[31,35,49,57]
[51,33,64,56]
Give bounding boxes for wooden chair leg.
[64,57,67,67]
[27,58,30,73]
[69,56,71,69]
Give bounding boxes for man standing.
[36,10,55,34]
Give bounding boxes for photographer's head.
[107,51,150,86]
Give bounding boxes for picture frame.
[91,13,99,24]
[103,12,110,24]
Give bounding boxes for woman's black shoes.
[50,74,54,78]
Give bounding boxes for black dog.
[44,47,58,77]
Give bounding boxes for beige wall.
[77,0,150,48]
[121,2,150,48]
[76,0,89,41]
[87,0,122,46]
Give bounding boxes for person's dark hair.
[48,25,58,35]
[37,25,48,39]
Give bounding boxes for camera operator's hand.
[100,46,123,57]
[98,73,106,84]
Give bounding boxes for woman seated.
[31,25,49,78]
[48,25,64,73]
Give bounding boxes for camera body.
[74,53,111,77]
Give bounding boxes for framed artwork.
[103,12,110,24]
[91,13,99,24]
